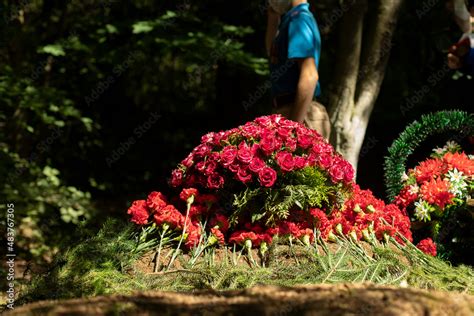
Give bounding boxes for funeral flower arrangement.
[127,115,415,261]
[394,141,473,222]
[393,141,474,257]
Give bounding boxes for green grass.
[17,219,474,305]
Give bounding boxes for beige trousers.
[274,101,331,140]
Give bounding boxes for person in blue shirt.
[266,0,330,139]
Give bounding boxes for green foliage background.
[0,0,471,265]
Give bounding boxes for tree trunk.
[327,0,404,174]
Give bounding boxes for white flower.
[408,184,419,195]
[447,168,465,183]
[401,172,409,181]
[414,200,431,222]
[469,155,474,160]
[432,147,445,155]
[445,140,459,150]
[447,169,468,198]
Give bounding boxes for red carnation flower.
[258,167,277,187]
[185,224,202,249]
[146,191,168,212]
[196,194,219,205]
[229,231,260,247]
[416,238,437,256]
[179,188,199,201]
[210,214,230,233]
[210,227,225,245]
[127,200,149,225]
[154,205,184,229]
[276,151,295,172]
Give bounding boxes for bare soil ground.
[5,283,474,316]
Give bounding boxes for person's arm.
[453,0,472,33]
[289,57,318,123]
[266,7,280,56]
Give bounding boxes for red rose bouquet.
[126,115,413,260]
[170,114,354,226]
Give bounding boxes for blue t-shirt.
[270,3,322,97]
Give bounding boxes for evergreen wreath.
[384,111,474,200]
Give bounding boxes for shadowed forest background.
[0,0,472,263]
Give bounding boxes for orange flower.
[443,152,474,176]
[414,158,445,183]
[420,178,454,209]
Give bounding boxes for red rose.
[341,161,355,183]
[195,161,206,172]
[240,122,261,138]
[170,169,184,187]
[181,153,194,168]
[294,156,307,169]
[220,145,237,166]
[237,141,253,164]
[207,173,224,189]
[146,191,168,212]
[204,159,218,176]
[297,133,313,149]
[193,144,212,158]
[260,132,276,155]
[318,153,333,169]
[201,132,216,144]
[179,188,199,201]
[258,167,277,187]
[416,238,437,256]
[255,116,273,128]
[285,137,297,152]
[276,126,292,138]
[249,157,266,173]
[236,167,253,183]
[127,200,149,225]
[276,151,295,172]
[226,161,238,173]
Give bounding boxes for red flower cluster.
[170,115,354,190]
[225,185,412,248]
[127,188,227,249]
[394,151,474,212]
[416,238,437,256]
[128,185,412,249]
[331,185,412,244]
